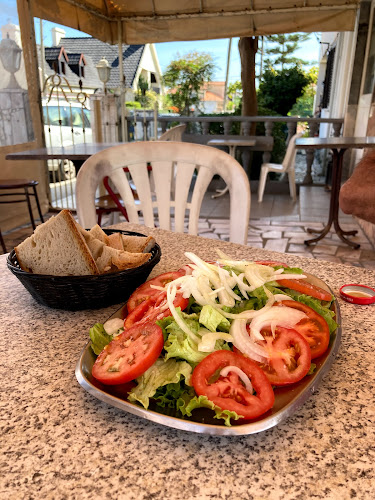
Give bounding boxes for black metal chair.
[0,179,45,253]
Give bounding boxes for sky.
[1,1,321,84]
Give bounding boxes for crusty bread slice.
[107,232,124,251]
[95,244,151,273]
[121,235,156,253]
[112,250,152,271]
[15,210,99,276]
[89,224,110,245]
[78,225,106,261]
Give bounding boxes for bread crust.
[14,210,154,276]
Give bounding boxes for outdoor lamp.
[96,57,111,93]
[0,34,22,89]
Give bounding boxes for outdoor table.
[207,138,256,198]
[295,136,375,249]
[5,142,124,162]
[1,222,374,499]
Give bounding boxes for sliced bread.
[89,224,110,245]
[121,235,155,253]
[15,210,99,276]
[107,232,124,251]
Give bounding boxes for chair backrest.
[76,141,250,244]
[158,124,186,141]
[282,132,304,170]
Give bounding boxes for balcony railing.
[126,114,344,184]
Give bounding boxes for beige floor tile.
[311,245,337,255]
[264,238,288,253]
[262,230,283,239]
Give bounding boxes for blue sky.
[1,1,320,83]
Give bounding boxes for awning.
[30,1,361,45]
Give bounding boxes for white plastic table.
[207,138,256,198]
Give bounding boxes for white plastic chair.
[159,124,186,141]
[258,132,303,202]
[76,141,250,244]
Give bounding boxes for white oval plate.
[75,273,341,435]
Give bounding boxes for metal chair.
[257,132,303,202]
[0,178,44,230]
[76,141,250,244]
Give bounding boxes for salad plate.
[75,270,342,436]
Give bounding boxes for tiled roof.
[57,37,145,89]
[44,47,63,60]
[37,45,101,91]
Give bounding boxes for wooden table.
[1,222,374,499]
[5,142,124,162]
[295,136,375,249]
[207,138,256,198]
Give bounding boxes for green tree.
[257,65,312,116]
[136,75,150,107]
[163,52,215,116]
[226,80,242,112]
[290,66,319,117]
[263,33,312,71]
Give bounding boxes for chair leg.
[24,187,36,230]
[32,185,44,223]
[288,168,297,201]
[97,210,103,226]
[258,166,269,203]
[0,229,6,253]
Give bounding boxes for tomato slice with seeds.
[124,292,188,329]
[126,271,184,313]
[92,322,164,385]
[192,350,275,420]
[274,300,330,359]
[275,277,332,302]
[256,326,311,386]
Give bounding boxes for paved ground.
[3,179,374,269]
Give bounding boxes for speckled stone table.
[1,223,374,500]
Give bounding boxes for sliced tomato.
[255,260,288,267]
[92,322,164,385]
[256,326,311,386]
[124,292,188,329]
[274,300,330,359]
[192,350,275,421]
[275,277,332,302]
[126,271,184,313]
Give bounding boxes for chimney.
[1,22,21,47]
[51,27,65,46]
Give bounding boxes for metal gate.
[42,73,91,211]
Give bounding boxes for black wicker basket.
[7,229,161,311]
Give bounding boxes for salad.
[89,251,338,426]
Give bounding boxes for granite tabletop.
[1,222,374,500]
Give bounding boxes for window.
[322,47,335,109]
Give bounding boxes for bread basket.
[7,229,161,311]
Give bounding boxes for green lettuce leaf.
[89,323,113,355]
[307,363,317,375]
[224,285,269,314]
[199,305,230,332]
[128,358,192,409]
[275,266,304,274]
[154,381,195,409]
[178,395,243,427]
[162,312,230,364]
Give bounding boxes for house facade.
[315,0,375,174]
[47,28,164,102]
